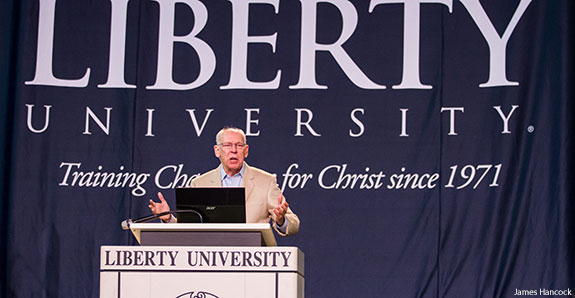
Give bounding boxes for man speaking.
[148,127,300,236]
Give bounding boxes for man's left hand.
[272,195,289,226]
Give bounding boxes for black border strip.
[275,272,279,298]
[101,269,301,274]
[117,272,121,298]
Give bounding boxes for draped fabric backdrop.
[1,0,574,297]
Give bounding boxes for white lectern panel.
[100,246,304,298]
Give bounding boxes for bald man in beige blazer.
[150,127,300,237]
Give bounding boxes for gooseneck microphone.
[121,211,171,230]
[121,210,204,230]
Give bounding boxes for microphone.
[121,209,204,230]
[121,211,172,230]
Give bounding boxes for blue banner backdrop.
[1,0,574,297]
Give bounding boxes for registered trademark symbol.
[527,126,535,133]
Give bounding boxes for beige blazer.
[189,163,300,236]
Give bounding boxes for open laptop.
[175,187,246,223]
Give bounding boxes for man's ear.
[214,145,221,158]
[243,145,249,158]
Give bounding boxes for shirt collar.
[219,162,246,180]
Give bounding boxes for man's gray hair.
[215,127,247,145]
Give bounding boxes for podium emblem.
[176,291,219,298]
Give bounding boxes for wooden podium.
[100,223,304,298]
[129,223,278,247]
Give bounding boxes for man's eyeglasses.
[218,142,246,150]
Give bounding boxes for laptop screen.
[175,187,246,223]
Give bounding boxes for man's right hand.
[148,192,172,223]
